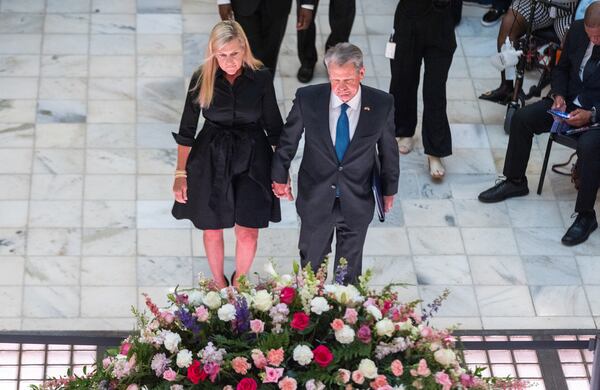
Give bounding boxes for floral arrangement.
[36,261,525,390]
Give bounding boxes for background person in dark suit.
[479,4,600,246]
[271,43,400,283]
[217,0,315,75]
[296,0,356,83]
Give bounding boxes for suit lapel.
[343,85,371,161]
[575,35,591,75]
[315,84,338,161]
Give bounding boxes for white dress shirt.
[217,0,314,10]
[329,87,361,146]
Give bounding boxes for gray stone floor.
[0,0,599,332]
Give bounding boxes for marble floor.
[0,0,599,332]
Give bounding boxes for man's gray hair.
[324,42,364,70]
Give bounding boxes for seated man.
[478,3,600,246]
[480,0,577,103]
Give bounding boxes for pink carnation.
[250,319,265,334]
[330,318,345,332]
[231,357,251,375]
[251,349,267,369]
[391,359,403,376]
[278,376,297,390]
[163,368,177,381]
[344,308,358,324]
[352,370,365,384]
[435,371,452,390]
[370,375,389,389]
[410,359,431,377]
[264,367,284,383]
[126,385,138,390]
[195,306,209,322]
[267,348,285,367]
[338,369,351,384]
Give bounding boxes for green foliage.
[256,330,290,351]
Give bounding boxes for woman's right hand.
[173,177,188,203]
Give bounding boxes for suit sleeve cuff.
[301,4,314,10]
[217,0,230,5]
[172,132,194,146]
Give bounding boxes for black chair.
[537,132,578,195]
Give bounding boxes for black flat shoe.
[479,86,513,105]
[297,65,314,83]
[562,211,598,246]
[478,178,529,203]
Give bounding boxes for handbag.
[551,151,580,190]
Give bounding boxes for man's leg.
[325,0,356,51]
[298,219,335,273]
[296,0,320,82]
[332,202,369,284]
[257,0,293,75]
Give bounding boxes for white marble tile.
[81,286,137,317]
[0,34,41,54]
[87,100,135,123]
[137,99,182,123]
[446,100,483,123]
[137,286,180,309]
[137,175,173,200]
[506,199,564,228]
[576,256,600,285]
[37,100,87,123]
[364,256,416,285]
[137,55,183,77]
[86,149,136,174]
[138,34,182,55]
[461,227,518,255]
[419,285,480,317]
[443,148,496,175]
[44,14,90,34]
[522,256,581,285]
[34,149,84,174]
[30,174,82,200]
[84,174,136,200]
[0,77,38,99]
[39,77,87,100]
[137,77,185,100]
[23,286,79,317]
[89,56,136,77]
[0,229,26,255]
[530,286,591,316]
[476,286,536,316]
[47,0,91,12]
[0,14,44,33]
[0,256,24,285]
[1,0,45,13]
[41,55,88,77]
[92,0,137,13]
[137,148,177,174]
[137,256,193,285]
[450,123,490,149]
[0,149,30,174]
[137,200,189,228]
[84,200,136,228]
[514,227,574,256]
[138,228,191,256]
[0,54,40,76]
[86,123,135,148]
[82,228,136,256]
[407,227,464,255]
[0,175,30,200]
[447,173,498,200]
[428,316,483,330]
[137,14,182,33]
[91,14,136,34]
[36,123,85,148]
[0,287,22,317]
[0,123,34,147]
[21,317,136,331]
[453,200,510,227]
[90,34,135,55]
[402,199,456,227]
[363,227,411,255]
[26,228,81,256]
[137,123,178,148]
[0,99,37,122]
[0,201,28,227]
[182,14,220,34]
[481,316,597,330]
[88,78,136,100]
[414,255,472,285]
[24,256,80,285]
[43,34,89,55]
[81,256,136,286]
[469,256,528,285]
[28,200,82,228]
[446,78,477,101]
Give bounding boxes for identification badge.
[385,32,396,59]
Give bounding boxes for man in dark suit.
[296,0,356,83]
[272,43,400,283]
[479,3,600,246]
[218,0,315,75]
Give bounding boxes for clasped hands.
[552,95,593,127]
[272,180,294,201]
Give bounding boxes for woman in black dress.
[172,21,283,288]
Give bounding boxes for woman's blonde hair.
[194,20,262,108]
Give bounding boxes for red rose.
[237,377,258,390]
[280,287,296,305]
[312,345,333,367]
[290,312,310,331]
[187,360,204,384]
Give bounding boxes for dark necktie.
[335,103,350,162]
[583,45,600,81]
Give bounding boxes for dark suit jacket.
[232,0,314,16]
[272,84,400,229]
[551,19,600,109]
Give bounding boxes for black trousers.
[297,0,356,68]
[503,98,600,212]
[234,0,292,75]
[492,0,511,10]
[298,199,369,284]
[389,5,456,157]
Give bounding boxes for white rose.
[253,290,273,312]
[187,291,203,306]
[292,345,314,366]
[398,320,414,332]
[203,291,222,310]
[366,305,382,321]
[434,348,457,367]
[217,303,237,321]
[176,349,193,368]
[327,285,363,306]
[162,331,181,353]
[358,358,378,379]
[375,318,395,338]
[310,297,330,315]
[335,325,355,344]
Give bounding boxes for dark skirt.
[172,122,281,230]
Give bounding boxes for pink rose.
[126,385,138,390]
[344,308,358,324]
[352,370,365,384]
[120,342,132,355]
[267,348,285,367]
[250,319,265,334]
[195,306,209,322]
[460,373,476,387]
[370,375,389,389]
[231,357,251,375]
[278,376,297,390]
[330,318,345,332]
[251,349,267,369]
[420,326,433,338]
[357,325,372,343]
[391,359,403,377]
[338,369,351,384]
[410,359,431,377]
[435,372,452,390]
[263,367,284,383]
[163,368,177,381]
[160,311,174,324]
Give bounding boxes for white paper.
[385,41,396,59]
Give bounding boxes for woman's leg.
[233,224,259,286]
[203,229,227,288]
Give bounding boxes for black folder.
[372,154,385,222]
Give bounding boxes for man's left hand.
[296,8,313,30]
[383,195,394,213]
[566,109,592,127]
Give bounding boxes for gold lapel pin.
[363,106,371,111]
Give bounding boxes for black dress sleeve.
[259,70,284,146]
[172,73,201,146]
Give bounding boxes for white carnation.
[358,358,378,379]
[293,345,314,366]
[162,331,181,353]
[434,348,457,367]
[375,318,395,338]
[176,349,193,368]
[366,305,382,321]
[310,297,330,315]
[217,303,237,322]
[203,291,222,310]
[325,284,364,306]
[253,290,273,312]
[335,325,355,344]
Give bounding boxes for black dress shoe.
[479,85,513,105]
[297,65,314,83]
[478,178,529,203]
[562,211,598,246]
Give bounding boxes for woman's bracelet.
[174,169,187,178]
